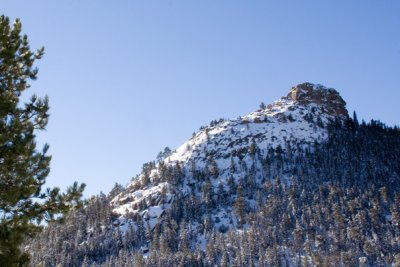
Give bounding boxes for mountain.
[111,83,348,230]
[26,83,400,267]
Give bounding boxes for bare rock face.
[286,82,348,118]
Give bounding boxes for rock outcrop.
[285,82,348,117]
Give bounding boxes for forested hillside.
[26,84,400,266]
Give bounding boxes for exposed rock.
[285,82,348,118]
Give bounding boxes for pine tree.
[0,15,85,266]
[234,186,246,227]
[353,110,359,128]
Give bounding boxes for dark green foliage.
[156,147,171,163]
[0,15,85,266]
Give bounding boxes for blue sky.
[2,1,400,197]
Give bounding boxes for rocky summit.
[285,83,348,117]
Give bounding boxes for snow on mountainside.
[27,82,400,266]
[111,82,349,231]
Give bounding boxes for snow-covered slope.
[111,82,348,231]
[28,83,400,266]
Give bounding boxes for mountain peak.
[285,82,348,118]
[111,82,351,230]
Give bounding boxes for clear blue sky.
[2,1,400,197]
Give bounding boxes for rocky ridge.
[111,82,349,233]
